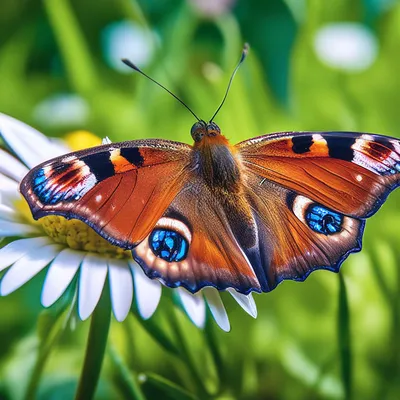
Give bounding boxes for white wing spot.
[62,155,78,163]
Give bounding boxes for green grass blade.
[43,0,99,95]
[23,289,76,400]
[108,344,146,400]
[140,372,198,400]
[131,311,181,356]
[338,274,352,400]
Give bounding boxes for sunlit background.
[1,0,400,399]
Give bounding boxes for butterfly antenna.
[121,59,201,121]
[209,43,249,123]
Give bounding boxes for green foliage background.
[1,0,400,399]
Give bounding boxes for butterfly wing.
[237,131,400,291]
[21,139,192,248]
[22,131,399,295]
[238,132,400,218]
[243,175,365,291]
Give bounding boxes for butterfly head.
[191,120,221,142]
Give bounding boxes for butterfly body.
[194,135,240,187]
[193,124,258,249]
[19,125,400,295]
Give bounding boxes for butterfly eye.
[305,204,343,235]
[191,121,207,142]
[207,122,221,136]
[149,229,189,262]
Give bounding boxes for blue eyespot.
[305,204,343,235]
[149,229,188,262]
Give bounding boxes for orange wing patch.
[110,149,136,173]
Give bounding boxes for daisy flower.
[0,113,257,331]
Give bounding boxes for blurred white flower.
[0,113,257,331]
[102,21,155,73]
[314,23,378,72]
[189,0,235,17]
[33,93,89,128]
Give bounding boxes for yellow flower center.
[64,130,103,150]
[16,198,130,259]
[41,216,130,258]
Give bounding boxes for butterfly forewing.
[237,131,400,218]
[21,139,192,248]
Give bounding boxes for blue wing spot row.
[149,229,189,262]
[305,204,343,235]
[388,163,400,175]
[32,168,83,205]
[32,169,60,205]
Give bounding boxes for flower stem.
[74,285,111,400]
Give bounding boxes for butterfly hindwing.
[132,176,261,294]
[21,139,192,248]
[243,174,364,291]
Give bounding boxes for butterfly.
[19,47,400,296]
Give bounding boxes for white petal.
[203,287,230,332]
[227,288,258,318]
[78,254,108,320]
[0,113,66,168]
[0,237,50,272]
[129,260,161,319]
[177,288,206,328]
[0,173,19,191]
[41,248,84,307]
[0,173,20,207]
[0,220,38,236]
[0,244,61,295]
[0,204,18,222]
[49,138,71,154]
[108,259,134,322]
[0,149,28,181]
[0,190,19,207]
